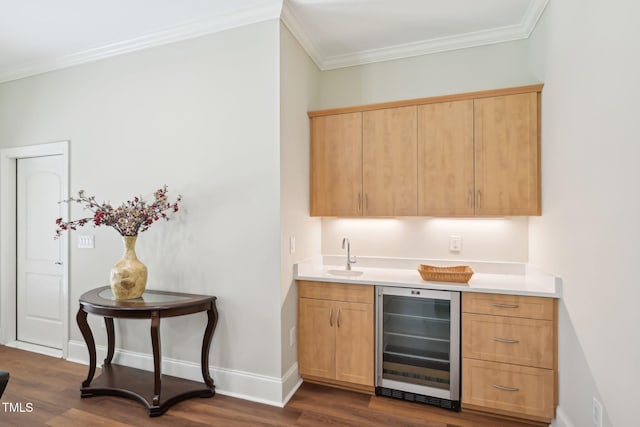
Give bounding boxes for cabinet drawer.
[298,281,374,304]
[462,293,554,320]
[463,314,553,368]
[462,358,554,420]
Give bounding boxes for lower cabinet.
[297,281,374,392]
[463,359,555,420]
[296,281,559,422]
[461,293,558,423]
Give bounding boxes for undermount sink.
[327,269,364,277]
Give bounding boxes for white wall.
[0,20,285,402]
[279,22,322,398]
[315,39,537,110]
[528,1,640,426]
[316,39,539,263]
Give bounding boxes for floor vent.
[375,387,459,412]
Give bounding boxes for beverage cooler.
[376,286,460,410]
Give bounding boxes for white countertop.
[294,256,561,298]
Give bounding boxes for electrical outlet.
[449,235,462,252]
[593,397,603,427]
[289,326,296,347]
[289,236,296,255]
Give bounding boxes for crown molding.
[320,22,528,70]
[280,0,325,70]
[0,1,282,84]
[0,0,549,82]
[283,0,549,71]
[521,0,550,35]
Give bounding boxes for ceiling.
[0,0,548,83]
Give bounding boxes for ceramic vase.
[110,236,147,300]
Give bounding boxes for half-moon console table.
[76,286,218,416]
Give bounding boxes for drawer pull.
[492,303,519,309]
[494,337,520,344]
[493,384,519,392]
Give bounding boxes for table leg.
[76,306,96,388]
[201,300,218,389]
[150,311,161,406]
[104,317,115,365]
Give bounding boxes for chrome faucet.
[342,237,356,270]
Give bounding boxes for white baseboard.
[281,362,303,406]
[6,340,63,359]
[550,407,576,427]
[67,340,300,407]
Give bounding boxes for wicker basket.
[417,264,474,283]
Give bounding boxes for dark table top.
[79,286,216,318]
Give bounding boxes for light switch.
[449,235,462,252]
[78,235,95,249]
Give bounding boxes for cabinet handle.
[477,190,481,209]
[329,306,333,327]
[337,308,341,328]
[494,337,520,344]
[358,193,362,211]
[492,303,519,309]
[493,384,519,392]
[468,190,472,209]
[364,193,368,212]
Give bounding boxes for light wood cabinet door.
[310,112,363,216]
[462,292,554,320]
[334,301,374,386]
[298,298,336,379]
[462,359,555,421]
[474,92,540,216]
[417,100,474,216]
[363,106,418,216]
[298,282,375,390]
[298,281,374,304]
[463,314,554,369]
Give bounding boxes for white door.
[16,155,65,349]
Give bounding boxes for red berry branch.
[55,185,182,239]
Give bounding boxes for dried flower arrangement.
[55,185,182,238]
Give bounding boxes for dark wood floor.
[0,345,540,426]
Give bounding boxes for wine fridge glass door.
[376,287,460,402]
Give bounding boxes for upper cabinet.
[310,112,362,216]
[474,92,540,216]
[363,106,418,216]
[310,106,418,216]
[309,85,542,217]
[418,100,474,216]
